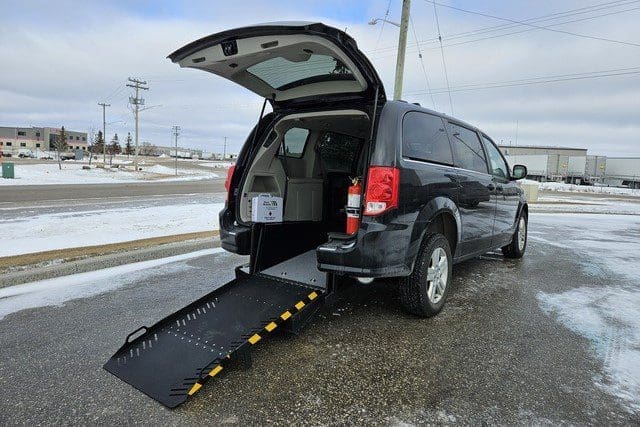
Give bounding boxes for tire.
[399,233,453,317]
[502,211,527,259]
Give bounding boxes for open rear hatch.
[167,22,385,108]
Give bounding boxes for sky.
[0,0,639,156]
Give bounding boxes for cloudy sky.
[1,0,639,156]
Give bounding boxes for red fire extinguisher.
[346,177,362,235]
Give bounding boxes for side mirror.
[512,164,527,180]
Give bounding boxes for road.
[0,213,638,424]
[0,179,225,203]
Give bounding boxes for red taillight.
[363,166,400,216]
[225,165,235,201]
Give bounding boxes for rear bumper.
[316,220,412,278]
[219,206,251,255]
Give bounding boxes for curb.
[0,238,220,289]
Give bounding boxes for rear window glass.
[279,127,309,158]
[246,54,355,90]
[317,131,363,172]
[402,112,453,165]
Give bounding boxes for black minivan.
[169,22,529,317]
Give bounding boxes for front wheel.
[399,234,453,317]
[502,212,527,258]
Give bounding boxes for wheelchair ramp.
[103,273,322,408]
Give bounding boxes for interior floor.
[260,249,326,290]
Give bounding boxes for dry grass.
[0,230,219,271]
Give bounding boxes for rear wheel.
[502,212,527,258]
[399,234,452,317]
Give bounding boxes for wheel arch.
[407,196,461,272]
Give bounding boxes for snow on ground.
[0,248,224,320]
[0,162,219,186]
[0,201,225,257]
[531,194,640,215]
[532,214,640,412]
[539,181,640,196]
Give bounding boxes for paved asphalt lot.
[1,214,638,424]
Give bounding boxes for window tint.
[279,128,309,158]
[317,131,362,172]
[482,136,509,180]
[448,123,488,174]
[402,112,453,165]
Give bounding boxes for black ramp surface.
[104,274,316,408]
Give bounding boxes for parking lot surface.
[1,213,638,425]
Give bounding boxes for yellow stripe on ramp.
[248,333,262,344]
[265,322,278,332]
[308,292,318,300]
[280,311,292,321]
[188,382,202,395]
[209,365,223,378]
[295,301,305,310]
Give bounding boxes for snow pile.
[143,164,218,177]
[0,248,224,320]
[540,182,640,196]
[0,163,218,186]
[199,161,235,168]
[0,201,225,257]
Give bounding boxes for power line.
[432,0,454,114]
[409,14,436,109]
[371,0,640,54]
[403,65,640,95]
[427,0,640,48]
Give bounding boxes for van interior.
[235,109,373,276]
[238,109,371,236]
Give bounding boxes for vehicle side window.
[279,127,309,158]
[482,136,509,180]
[402,111,453,165]
[448,123,488,174]
[317,131,363,172]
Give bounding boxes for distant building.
[498,144,640,188]
[0,126,87,155]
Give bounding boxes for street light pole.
[369,0,411,100]
[394,0,411,101]
[98,102,110,163]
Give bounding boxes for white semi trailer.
[604,157,640,189]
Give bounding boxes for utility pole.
[98,102,110,163]
[126,78,149,171]
[172,125,181,176]
[223,136,227,160]
[394,0,411,100]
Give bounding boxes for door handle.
[487,184,495,191]
[496,185,503,192]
